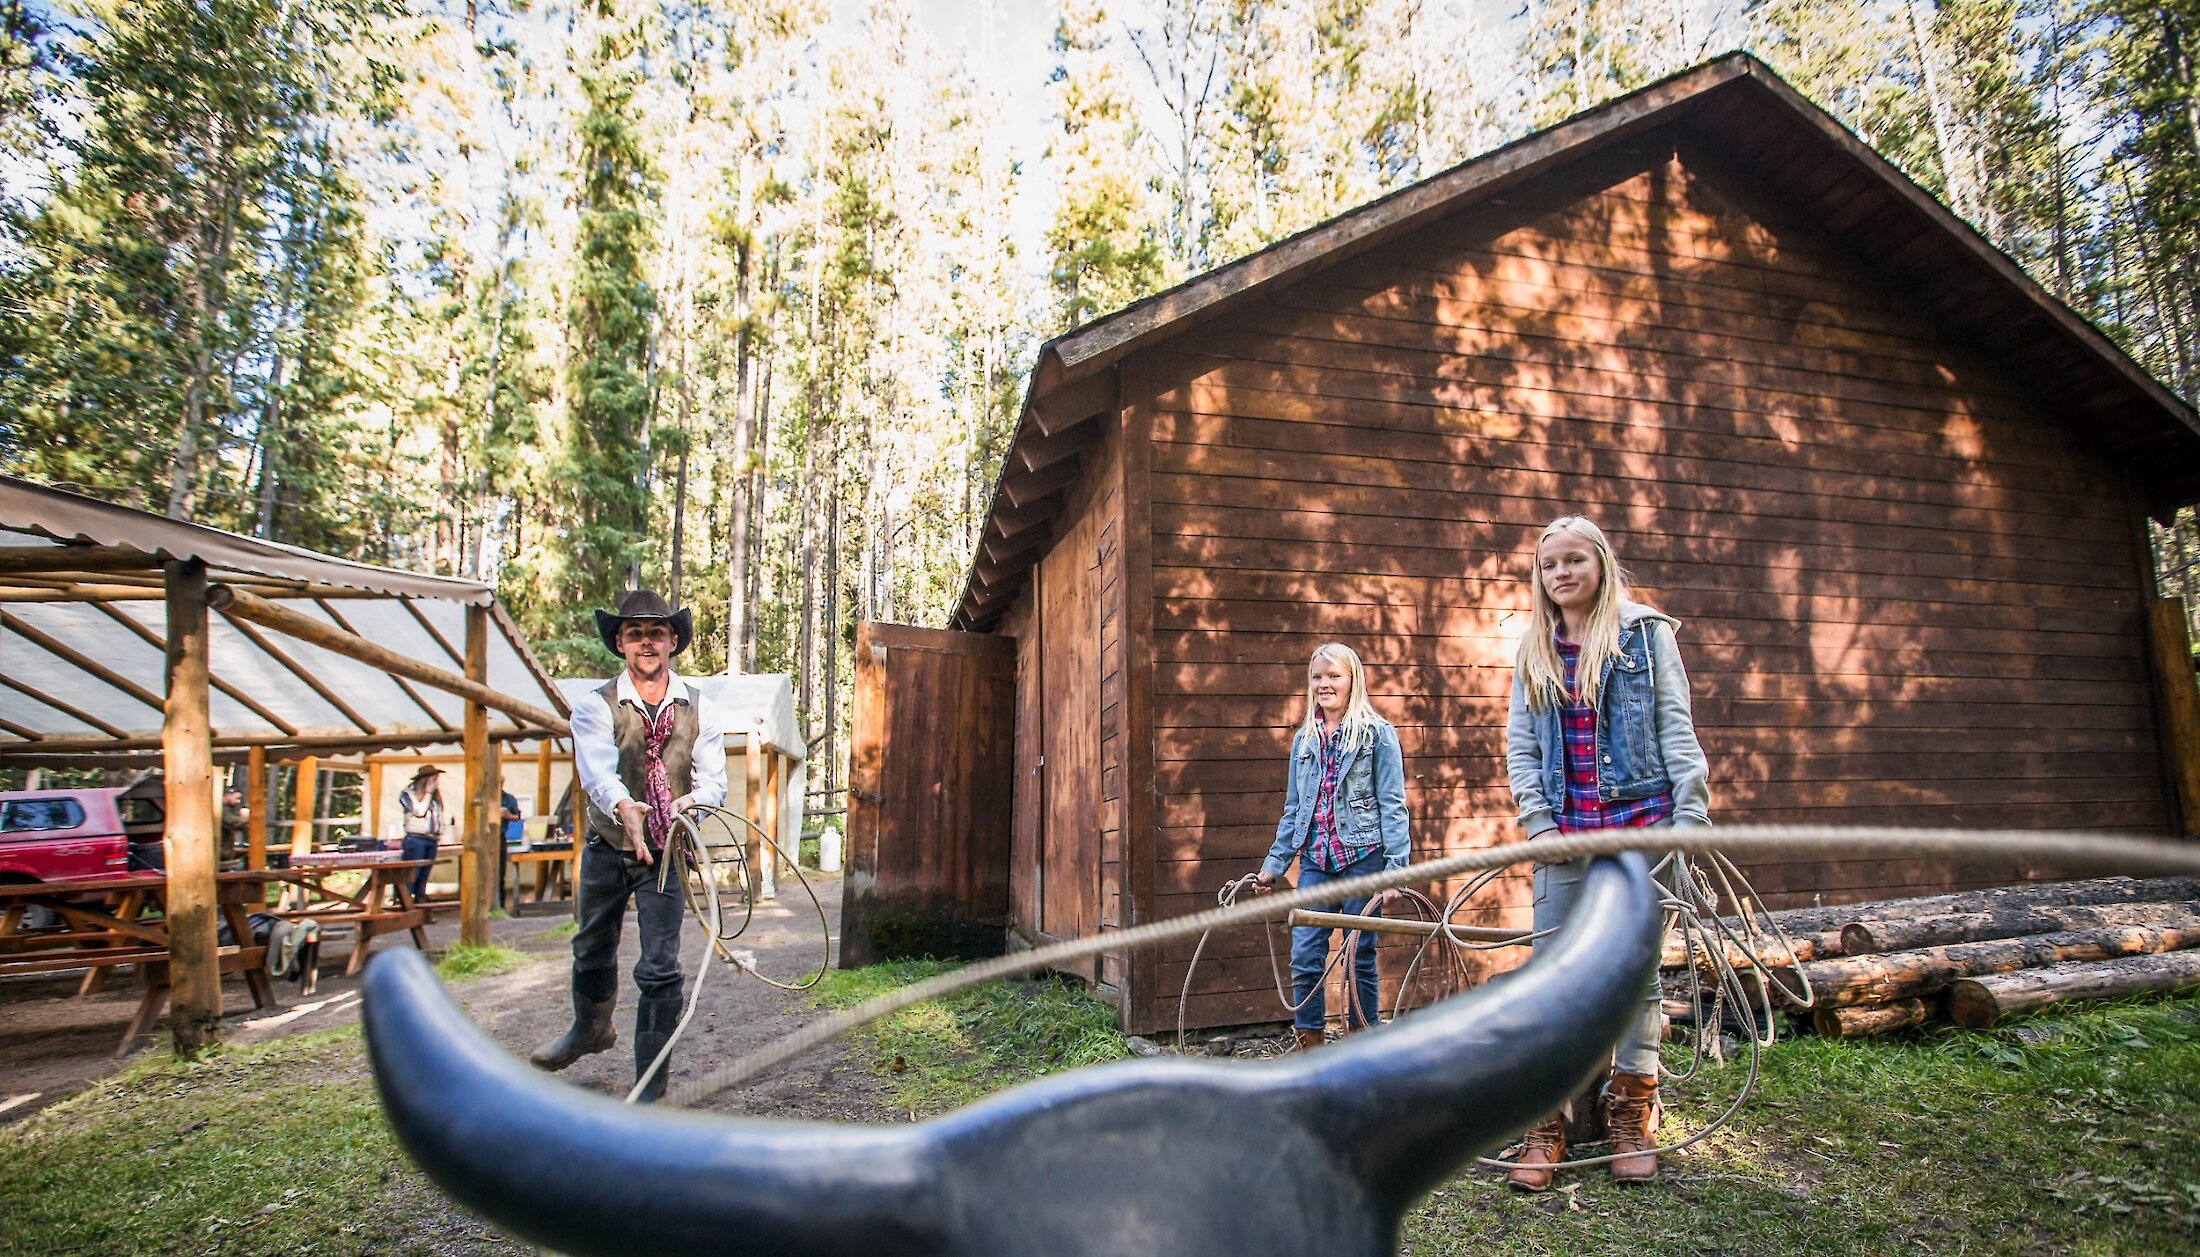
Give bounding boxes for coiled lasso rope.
[663,826,2200,1110]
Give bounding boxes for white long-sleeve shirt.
[568,669,730,823]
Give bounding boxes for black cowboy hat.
[594,589,693,658]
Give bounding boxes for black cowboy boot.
[632,993,682,1104]
[530,968,618,1071]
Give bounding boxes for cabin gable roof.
[951,52,2200,630]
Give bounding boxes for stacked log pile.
[1660,876,2200,1038]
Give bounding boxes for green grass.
[0,1028,520,1256]
[433,941,528,981]
[1402,994,2200,1255]
[812,959,1130,1114]
[533,919,579,944]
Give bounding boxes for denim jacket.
[1505,601,1712,838]
[1262,717,1413,879]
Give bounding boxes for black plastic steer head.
[362,853,1659,1257]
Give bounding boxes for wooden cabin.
[845,54,2200,1034]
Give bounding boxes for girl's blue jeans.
[1531,853,1668,1075]
[1288,847,1385,1032]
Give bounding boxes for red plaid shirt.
[1556,635,1673,832]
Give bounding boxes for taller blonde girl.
[1516,516,1630,711]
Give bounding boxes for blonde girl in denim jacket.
[1254,643,1413,1053]
[1502,516,1710,1192]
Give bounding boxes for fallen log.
[1661,926,1837,971]
[1812,998,1932,1039]
[1798,918,2200,1009]
[1841,899,2200,956]
[1709,875,2200,943]
[1947,951,2200,1028]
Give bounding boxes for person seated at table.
[397,766,446,901]
[219,786,249,870]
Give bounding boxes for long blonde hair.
[1516,516,1630,711]
[1296,642,1385,755]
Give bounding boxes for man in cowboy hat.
[530,590,728,1102]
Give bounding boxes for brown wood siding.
[1137,134,2168,1028]
[842,622,1017,966]
[999,423,1126,995]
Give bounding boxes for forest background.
[6,0,2200,800]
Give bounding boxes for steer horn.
[364,852,1660,1256]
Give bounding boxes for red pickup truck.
[0,788,161,886]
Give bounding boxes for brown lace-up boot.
[1604,1071,1661,1182]
[1504,1111,1567,1193]
[1293,1027,1326,1053]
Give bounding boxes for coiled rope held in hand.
[663,827,2200,1111]
[626,805,834,1104]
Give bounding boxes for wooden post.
[744,729,765,900]
[163,559,221,1055]
[2147,598,2200,834]
[366,759,384,844]
[760,748,781,895]
[289,757,317,858]
[535,739,553,818]
[461,604,494,946]
[245,744,268,870]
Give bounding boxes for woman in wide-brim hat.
[398,764,446,898]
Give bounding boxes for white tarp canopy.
[0,476,567,763]
[553,672,804,762]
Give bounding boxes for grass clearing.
[0,1028,521,1257]
[811,959,1129,1114]
[1403,993,2200,1255]
[533,919,579,944]
[433,941,529,981]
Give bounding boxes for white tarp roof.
[555,673,804,762]
[0,477,567,759]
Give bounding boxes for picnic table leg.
[221,902,277,1011]
[394,876,432,951]
[120,964,169,1057]
[78,889,147,997]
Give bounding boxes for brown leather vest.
[583,678,698,850]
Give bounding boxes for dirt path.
[0,870,883,1126]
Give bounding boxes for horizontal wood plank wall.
[1139,131,2166,1028]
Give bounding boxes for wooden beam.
[0,715,40,740]
[215,606,381,736]
[743,730,765,901]
[536,739,553,816]
[162,558,221,1056]
[90,599,299,736]
[0,610,166,713]
[400,597,468,669]
[993,492,1064,540]
[367,759,384,843]
[982,521,1052,565]
[461,604,493,947]
[1016,420,1101,474]
[291,757,318,857]
[761,749,781,891]
[318,599,455,734]
[0,674,128,737]
[246,744,268,870]
[1001,460,1081,510]
[0,546,157,575]
[1028,368,1118,437]
[218,587,567,734]
[0,727,534,758]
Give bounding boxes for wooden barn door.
[841,622,1016,967]
[1038,503,1103,965]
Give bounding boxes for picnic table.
[0,872,275,1055]
[508,846,579,908]
[0,858,433,1053]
